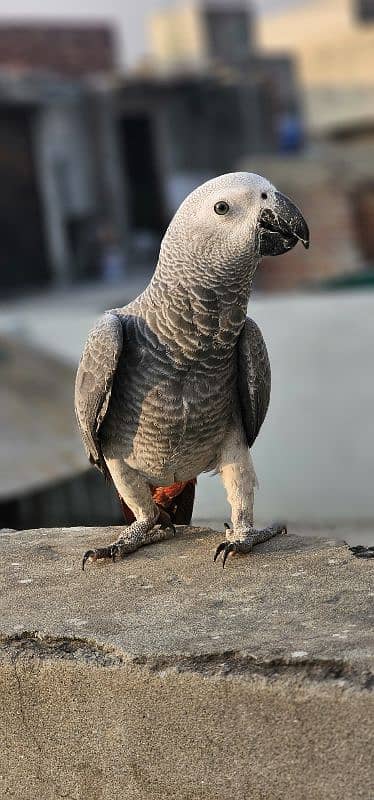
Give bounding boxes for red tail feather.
[118,479,196,525]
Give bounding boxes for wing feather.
[74,312,123,476]
[237,317,271,449]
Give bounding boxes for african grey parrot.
[75,172,309,569]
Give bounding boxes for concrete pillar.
[33,107,72,286]
[90,90,130,259]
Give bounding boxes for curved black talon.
[213,541,227,563]
[213,524,233,565]
[222,542,236,569]
[213,541,236,568]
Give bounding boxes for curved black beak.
[258,191,309,257]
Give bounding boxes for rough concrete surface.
[0,525,373,800]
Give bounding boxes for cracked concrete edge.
[1,631,372,690]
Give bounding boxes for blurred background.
[0,0,373,543]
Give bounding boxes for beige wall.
[148,5,206,71]
[258,0,374,132]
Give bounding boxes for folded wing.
[237,317,271,449]
[74,312,123,477]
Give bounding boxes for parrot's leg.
[214,425,286,568]
[82,458,175,570]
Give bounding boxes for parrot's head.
[160,172,309,283]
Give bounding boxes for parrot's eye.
[214,201,230,215]
[261,192,268,200]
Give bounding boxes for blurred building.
[147,1,300,126]
[250,0,374,290]
[0,24,114,77]
[148,0,256,71]
[0,25,126,295]
[0,5,303,296]
[258,0,374,136]
[116,70,277,231]
[123,0,301,219]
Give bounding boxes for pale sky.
[0,0,307,67]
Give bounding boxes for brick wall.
[0,25,115,76]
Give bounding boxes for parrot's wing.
[74,312,123,477]
[237,316,271,449]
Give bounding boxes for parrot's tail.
[118,479,196,526]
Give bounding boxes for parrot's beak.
[258,191,309,257]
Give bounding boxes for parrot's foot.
[214,522,287,569]
[82,509,176,570]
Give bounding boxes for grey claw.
[222,542,235,569]
[214,541,236,567]
[213,541,227,563]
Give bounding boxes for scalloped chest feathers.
[99,306,239,482]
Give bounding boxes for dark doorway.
[0,106,49,295]
[119,115,165,235]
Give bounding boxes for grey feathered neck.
[130,240,258,367]
[150,227,259,317]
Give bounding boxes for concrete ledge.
[0,526,373,799]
